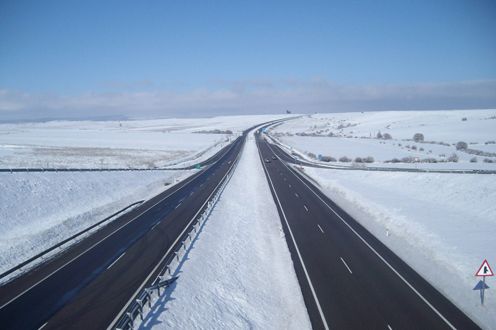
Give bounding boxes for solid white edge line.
[339,257,353,274]
[317,224,324,234]
[257,137,330,330]
[265,142,457,330]
[107,133,246,329]
[0,138,240,311]
[38,322,48,330]
[107,252,126,270]
[304,205,309,212]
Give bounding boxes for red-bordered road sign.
[475,259,494,277]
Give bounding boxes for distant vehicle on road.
[265,158,271,163]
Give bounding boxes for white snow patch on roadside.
[140,131,311,330]
[0,170,192,275]
[302,167,496,328]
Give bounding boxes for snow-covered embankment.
[140,131,311,329]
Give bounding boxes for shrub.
[383,133,392,140]
[413,133,424,142]
[354,157,363,163]
[470,157,478,163]
[447,153,459,162]
[421,158,437,163]
[411,145,417,150]
[308,152,317,159]
[363,156,374,163]
[321,155,336,162]
[483,158,494,163]
[339,156,352,162]
[462,117,467,121]
[390,158,401,163]
[456,141,468,150]
[376,132,383,139]
[419,147,424,151]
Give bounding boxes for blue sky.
[1,0,495,120]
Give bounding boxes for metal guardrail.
[0,200,145,283]
[112,137,242,330]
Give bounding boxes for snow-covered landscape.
[0,115,284,279]
[264,110,496,328]
[269,110,496,170]
[140,130,311,330]
[0,115,286,169]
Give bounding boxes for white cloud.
[1,79,495,121]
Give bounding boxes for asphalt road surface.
[0,131,248,330]
[256,131,480,330]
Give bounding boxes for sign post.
[473,259,493,305]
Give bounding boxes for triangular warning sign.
[475,259,494,277]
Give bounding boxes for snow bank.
[140,132,311,329]
[302,167,496,328]
[0,170,192,275]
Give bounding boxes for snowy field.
[140,131,311,330]
[0,169,193,278]
[270,110,496,170]
[0,115,285,278]
[300,166,496,328]
[0,115,286,169]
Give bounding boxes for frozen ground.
[301,166,496,329]
[0,114,286,169]
[270,110,496,170]
[0,169,193,277]
[140,131,311,330]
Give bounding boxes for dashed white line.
[289,184,292,188]
[294,192,299,198]
[317,224,324,233]
[264,141,457,329]
[304,205,309,212]
[340,257,353,274]
[107,252,126,270]
[387,325,393,330]
[38,322,48,330]
[175,201,183,209]
[151,222,160,230]
[189,191,194,197]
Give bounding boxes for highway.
[256,131,480,330]
[0,130,248,330]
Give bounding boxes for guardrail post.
[136,299,143,320]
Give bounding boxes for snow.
[270,110,496,169]
[0,114,288,169]
[0,169,193,277]
[300,166,496,329]
[140,130,311,330]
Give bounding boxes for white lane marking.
[189,191,194,197]
[0,165,208,311]
[283,177,286,181]
[108,137,244,329]
[151,222,160,230]
[265,142,457,330]
[317,224,324,234]
[304,205,309,212]
[107,252,126,270]
[289,184,292,188]
[387,325,393,330]
[175,201,183,209]
[294,192,299,198]
[258,141,330,330]
[38,322,48,330]
[340,257,353,274]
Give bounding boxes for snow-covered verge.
[270,110,496,170]
[301,167,496,328]
[140,131,311,329]
[0,114,287,169]
[0,170,193,276]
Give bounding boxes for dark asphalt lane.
[256,132,480,330]
[0,131,248,330]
